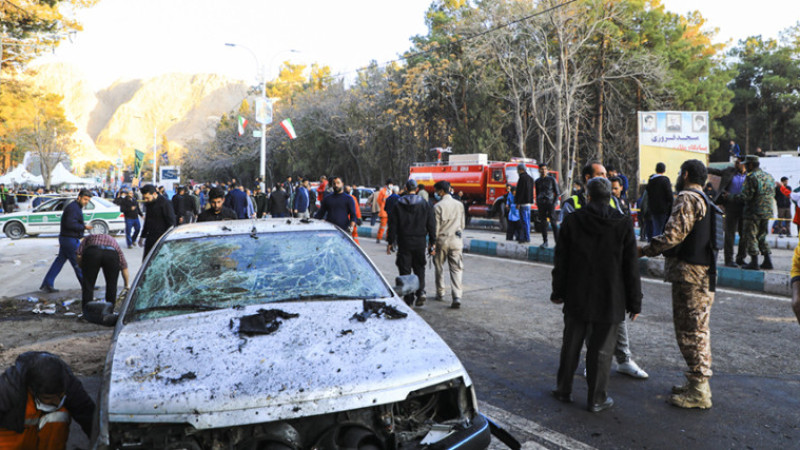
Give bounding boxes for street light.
[225,43,299,191]
[134,115,176,185]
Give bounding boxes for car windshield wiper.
[133,303,219,314]
[272,294,375,303]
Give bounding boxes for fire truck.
[409,153,555,230]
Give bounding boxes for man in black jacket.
[645,162,673,240]
[198,187,237,222]
[116,189,142,248]
[172,186,193,225]
[515,163,534,244]
[40,190,93,293]
[708,158,747,266]
[0,352,95,447]
[535,163,560,247]
[551,177,642,413]
[387,179,436,307]
[268,184,290,218]
[138,184,176,260]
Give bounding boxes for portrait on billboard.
[692,113,708,132]
[666,113,682,132]
[642,113,656,132]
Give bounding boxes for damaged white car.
[93,219,495,449]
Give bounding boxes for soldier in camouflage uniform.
[641,159,714,409]
[735,155,775,270]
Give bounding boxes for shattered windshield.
[127,230,391,322]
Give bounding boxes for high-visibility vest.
[570,195,618,210]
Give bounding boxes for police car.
[0,196,125,239]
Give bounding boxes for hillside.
[25,63,251,168]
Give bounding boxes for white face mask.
[35,395,65,413]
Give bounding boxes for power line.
[318,0,579,82]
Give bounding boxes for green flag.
[134,149,145,179]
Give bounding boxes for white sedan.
[93,219,494,449]
[0,196,125,239]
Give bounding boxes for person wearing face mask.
[315,176,357,232]
[0,352,95,449]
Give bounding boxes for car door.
[26,198,62,234]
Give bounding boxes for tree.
[14,92,77,188]
[0,0,100,73]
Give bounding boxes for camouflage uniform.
[736,168,775,256]
[642,185,713,382]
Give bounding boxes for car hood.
[107,299,469,429]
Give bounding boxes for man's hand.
[551,298,563,304]
[629,312,639,321]
[138,238,145,248]
[429,244,436,256]
[85,224,93,230]
[386,244,393,255]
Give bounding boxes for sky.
[34,0,800,90]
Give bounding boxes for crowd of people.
[4,153,800,448]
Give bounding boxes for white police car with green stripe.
[0,196,125,239]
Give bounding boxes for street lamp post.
[225,43,298,191]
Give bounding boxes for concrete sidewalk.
[358,224,795,297]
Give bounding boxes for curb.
[468,219,799,251]
[357,225,791,297]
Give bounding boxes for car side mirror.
[393,275,419,298]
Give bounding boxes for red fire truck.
[409,153,556,230]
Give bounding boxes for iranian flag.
[237,115,248,136]
[280,118,297,140]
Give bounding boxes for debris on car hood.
[108,301,467,429]
[235,308,299,336]
[350,300,407,322]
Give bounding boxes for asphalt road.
[2,232,800,449]
[361,238,800,449]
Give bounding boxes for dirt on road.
[0,289,112,375]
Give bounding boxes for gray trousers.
[614,320,632,364]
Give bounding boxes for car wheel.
[4,222,25,240]
[90,220,109,235]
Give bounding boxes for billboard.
[638,111,709,184]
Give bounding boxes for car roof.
[163,218,341,241]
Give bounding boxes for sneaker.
[450,298,461,309]
[415,295,426,307]
[39,285,58,294]
[540,242,549,248]
[617,360,649,379]
[434,295,445,302]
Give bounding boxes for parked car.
[0,196,125,239]
[353,186,375,219]
[93,219,492,449]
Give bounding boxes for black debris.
[350,300,408,322]
[250,226,259,239]
[167,372,197,384]
[238,309,299,336]
[339,329,353,336]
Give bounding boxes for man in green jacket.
[735,155,776,270]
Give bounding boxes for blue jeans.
[648,213,668,240]
[125,218,141,247]
[519,205,531,243]
[370,213,377,226]
[42,236,83,288]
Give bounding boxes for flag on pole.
[238,115,248,136]
[133,149,145,179]
[161,152,169,165]
[280,118,297,140]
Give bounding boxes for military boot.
[742,255,759,270]
[760,254,774,270]
[671,379,690,395]
[669,379,712,409]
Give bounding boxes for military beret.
[745,155,759,163]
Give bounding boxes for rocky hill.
[25,63,250,168]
